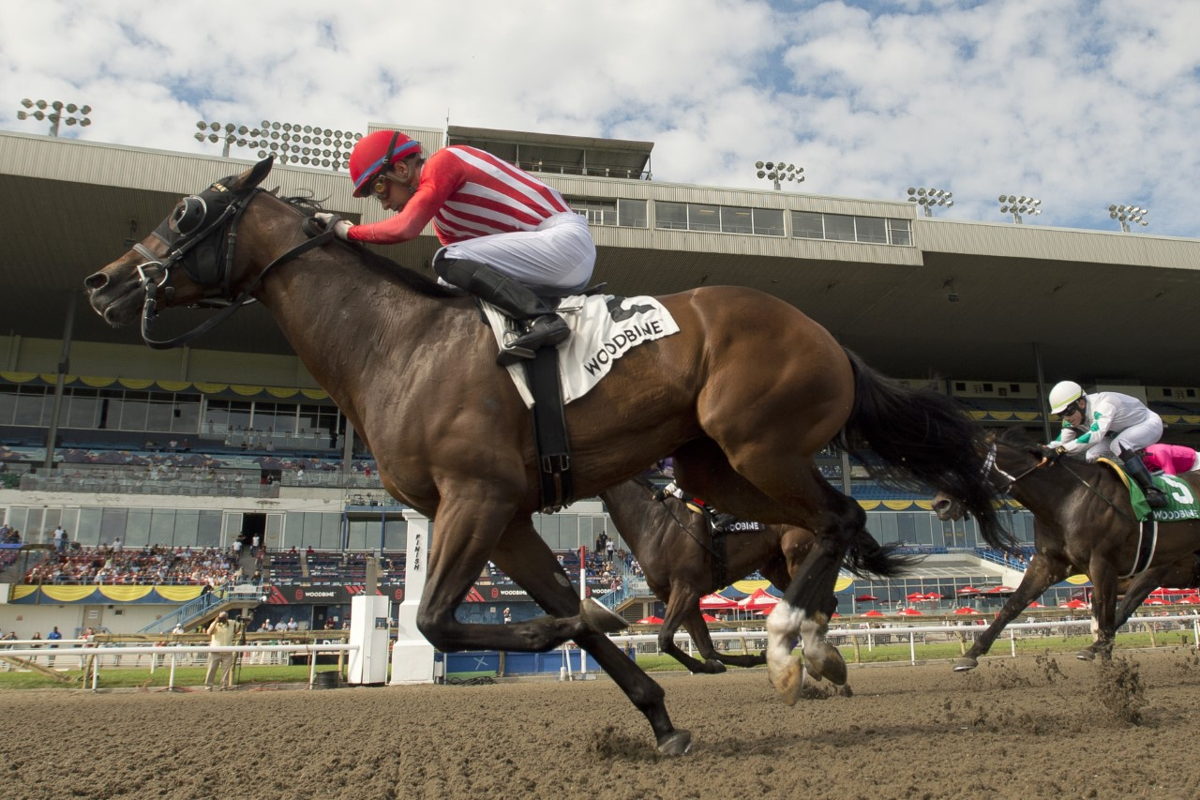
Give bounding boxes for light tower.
[754,160,804,191]
[906,186,953,217]
[17,98,92,136]
[1108,204,1149,232]
[998,194,1042,224]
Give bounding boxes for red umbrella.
[1181,595,1200,605]
[701,613,720,623]
[854,594,879,602]
[1027,601,1044,608]
[698,593,739,609]
[923,592,944,601]
[738,588,781,610]
[862,609,885,617]
[954,607,979,615]
[986,585,1016,595]
[905,591,927,602]
[900,607,923,616]
[635,615,664,625]
[957,585,980,595]
[1060,599,1088,609]
[1149,586,1190,597]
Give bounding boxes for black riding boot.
[1120,449,1168,509]
[435,256,569,365]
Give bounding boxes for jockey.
[1143,443,1200,476]
[652,460,739,531]
[1047,380,1167,508]
[316,130,596,365]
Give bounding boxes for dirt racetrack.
[4,648,1200,800]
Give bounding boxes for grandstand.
[3,122,1200,639]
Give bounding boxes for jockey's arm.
[347,152,460,245]
[1058,398,1116,456]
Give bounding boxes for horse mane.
[998,427,1038,446]
[280,195,459,299]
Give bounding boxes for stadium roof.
[3,128,1199,388]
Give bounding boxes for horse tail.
[842,527,921,578]
[837,349,1017,551]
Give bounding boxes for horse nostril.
[84,272,108,290]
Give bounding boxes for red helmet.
[349,130,422,197]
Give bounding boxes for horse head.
[85,157,276,339]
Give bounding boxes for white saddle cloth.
[482,294,679,408]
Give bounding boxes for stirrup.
[495,316,567,366]
[1145,487,1168,509]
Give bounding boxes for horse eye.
[168,196,207,235]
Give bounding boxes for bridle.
[132,173,336,350]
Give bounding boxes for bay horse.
[933,428,1200,671]
[601,476,909,682]
[84,158,1012,753]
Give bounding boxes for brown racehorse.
[84,159,1011,753]
[602,476,910,680]
[933,428,1200,671]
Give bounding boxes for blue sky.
[2,0,1198,237]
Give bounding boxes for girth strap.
[523,346,573,510]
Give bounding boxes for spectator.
[286,617,298,632]
[53,525,66,554]
[203,612,237,691]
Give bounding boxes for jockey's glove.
[313,212,352,240]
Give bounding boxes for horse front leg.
[416,500,586,654]
[659,587,727,673]
[1112,566,1173,631]
[1078,556,1120,661]
[489,520,691,756]
[954,555,1067,671]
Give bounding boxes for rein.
[987,443,1136,523]
[135,189,336,350]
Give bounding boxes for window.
[617,199,647,228]
[856,216,887,244]
[792,211,824,239]
[655,202,688,230]
[687,204,721,232]
[720,206,754,235]
[753,208,785,236]
[824,214,856,241]
[888,218,912,246]
[13,385,49,426]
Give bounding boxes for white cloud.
[2,0,1197,235]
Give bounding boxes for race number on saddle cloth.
[482,293,679,407]
[1096,458,1200,523]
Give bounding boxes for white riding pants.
[1082,416,1164,461]
[437,212,595,296]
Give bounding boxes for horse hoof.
[656,729,692,756]
[1075,649,1096,661]
[701,660,726,674]
[579,598,629,634]
[952,658,978,672]
[803,644,847,686]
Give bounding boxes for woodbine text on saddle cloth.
[482,294,679,408]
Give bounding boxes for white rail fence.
[0,641,355,690]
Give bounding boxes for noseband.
[133,180,335,349]
[982,443,1048,494]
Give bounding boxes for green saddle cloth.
[1098,458,1200,522]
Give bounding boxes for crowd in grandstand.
[23,545,241,587]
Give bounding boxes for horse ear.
[239,156,274,191]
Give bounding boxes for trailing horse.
[602,476,911,686]
[85,159,1012,753]
[933,428,1200,670]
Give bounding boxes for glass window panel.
[14,386,48,426]
[856,216,887,244]
[348,519,370,551]
[146,397,174,432]
[150,509,175,546]
[100,508,128,546]
[124,509,152,548]
[791,211,825,239]
[824,214,856,241]
[888,218,912,246]
[753,208,785,236]
[655,201,688,230]
[720,206,754,234]
[66,388,100,428]
[77,508,103,546]
[173,510,199,548]
[688,204,721,232]
[119,391,150,431]
[0,385,16,425]
[321,514,342,550]
[617,198,647,228]
[196,511,222,548]
[172,394,201,434]
[383,519,407,551]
